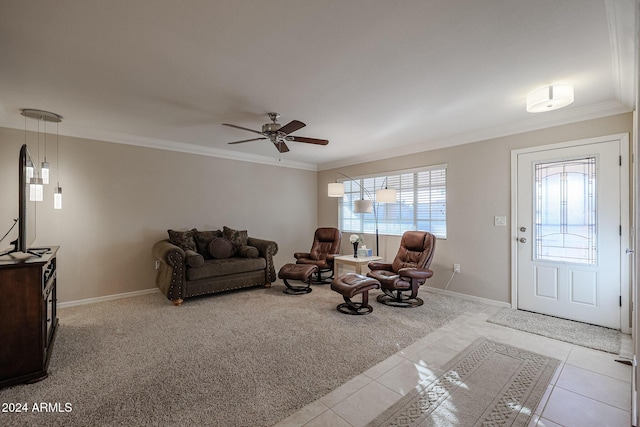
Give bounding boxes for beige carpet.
[0,284,485,427]
[368,338,560,427]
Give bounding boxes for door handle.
[519,237,527,243]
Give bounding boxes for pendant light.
[23,116,34,180]
[20,109,63,205]
[54,185,62,210]
[29,174,44,202]
[40,160,49,184]
[54,121,62,209]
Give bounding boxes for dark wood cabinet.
[0,246,59,388]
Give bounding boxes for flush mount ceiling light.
[526,84,574,113]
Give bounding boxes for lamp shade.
[328,182,345,197]
[376,188,397,203]
[354,199,373,213]
[526,84,574,113]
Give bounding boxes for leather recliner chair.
[367,230,436,307]
[294,227,342,283]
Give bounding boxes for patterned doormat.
[368,338,559,427]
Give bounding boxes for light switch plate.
[494,216,507,226]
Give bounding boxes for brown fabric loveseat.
[152,227,278,305]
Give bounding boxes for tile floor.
[274,303,633,427]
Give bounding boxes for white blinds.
[338,166,447,238]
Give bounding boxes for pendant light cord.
[36,117,40,174]
[56,122,60,181]
[43,118,47,161]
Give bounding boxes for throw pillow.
[184,249,204,268]
[167,229,197,251]
[195,230,223,259]
[223,226,248,251]
[209,238,235,260]
[237,245,259,259]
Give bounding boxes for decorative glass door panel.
[534,157,596,265]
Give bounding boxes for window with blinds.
[338,165,447,238]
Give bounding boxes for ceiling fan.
[223,112,329,153]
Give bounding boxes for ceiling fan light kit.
[223,112,329,154]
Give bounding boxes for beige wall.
[1,113,632,305]
[319,113,633,304]
[0,127,318,303]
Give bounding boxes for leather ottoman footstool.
[331,273,381,315]
[278,264,318,295]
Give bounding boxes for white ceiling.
[0,0,636,170]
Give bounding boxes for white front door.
[514,136,629,330]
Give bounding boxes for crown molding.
[1,99,631,174]
[0,115,318,172]
[318,101,631,171]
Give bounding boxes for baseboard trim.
[424,286,512,308]
[58,286,512,309]
[58,288,159,309]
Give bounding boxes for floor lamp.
[328,173,397,256]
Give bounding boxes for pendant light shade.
[26,159,34,180]
[328,182,345,197]
[41,160,49,184]
[29,175,43,202]
[526,84,574,113]
[54,184,62,209]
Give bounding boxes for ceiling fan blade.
[278,120,306,135]
[273,140,290,153]
[223,123,263,135]
[290,136,329,145]
[228,137,267,144]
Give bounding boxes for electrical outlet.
[494,216,507,226]
[155,261,160,270]
[453,263,461,273]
